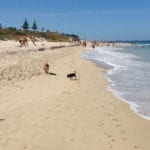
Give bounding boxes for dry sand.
[0,40,150,150]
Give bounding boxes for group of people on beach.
[19,35,36,47]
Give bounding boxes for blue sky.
[0,0,150,40]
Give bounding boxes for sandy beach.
[0,40,150,150]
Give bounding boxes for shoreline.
[91,59,150,121]
[106,84,150,121]
[0,41,150,149]
[82,44,150,121]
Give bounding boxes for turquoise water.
[82,42,150,120]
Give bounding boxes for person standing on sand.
[19,35,28,47]
[23,35,28,46]
[31,36,36,46]
[19,36,24,47]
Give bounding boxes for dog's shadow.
[69,78,78,80]
[48,72,57,76]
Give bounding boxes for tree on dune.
[32,20,38,31]
[22,19,29,31]
[0,23,2,29]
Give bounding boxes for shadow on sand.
[48,72,57,76]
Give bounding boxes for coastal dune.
[0,41,150,150]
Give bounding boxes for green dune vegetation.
[0,20,80,42]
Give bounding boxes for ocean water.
[82,42,150,120]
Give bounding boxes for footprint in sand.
[106,113,111,116]
[112,139,115,142]
[104,132,112,138]
[108,135,112,138]
[110,145,113,149]
[62,91,70,95]
[121,137,127,141]
[24,145,32,150]
[116,124,121,127]
[112,118,119,121]
[120,130,126,134]
[134,145,139,149]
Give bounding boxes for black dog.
[67,71,76,80]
